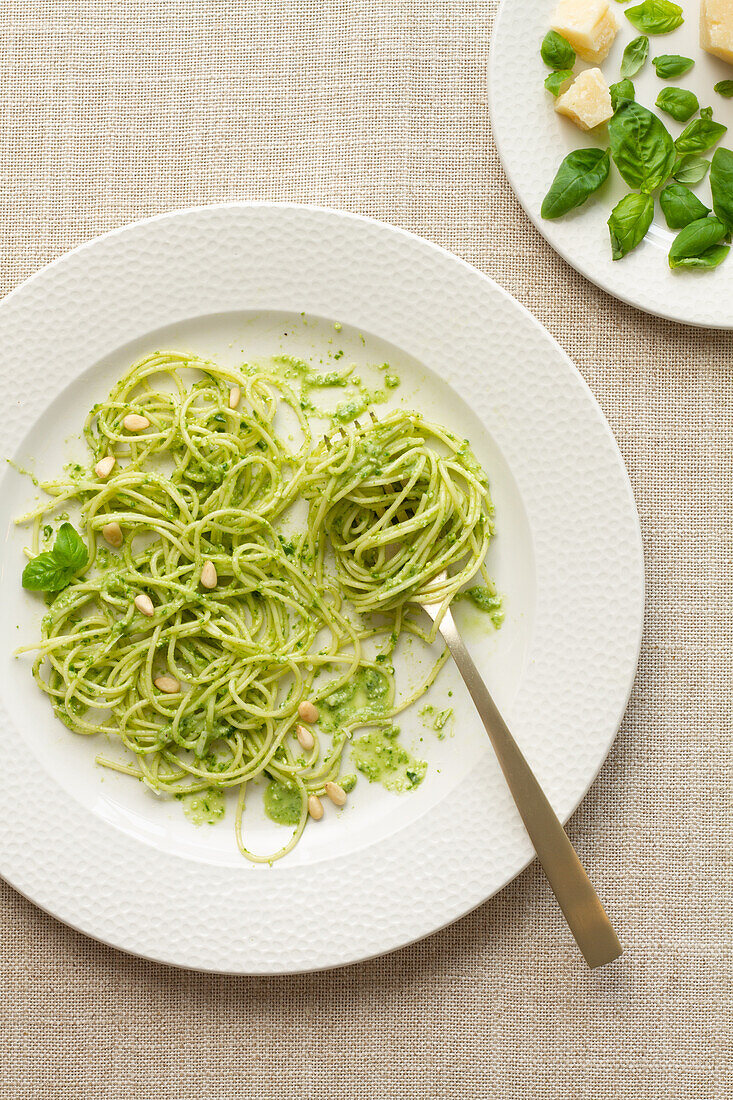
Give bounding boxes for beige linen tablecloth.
[1,2,730,1096]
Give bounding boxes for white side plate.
[489,0,733,327]
[0,204,643,972]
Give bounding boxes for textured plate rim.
[0,202,644,972]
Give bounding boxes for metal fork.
[325,418,622,967]
[417,574,622,969]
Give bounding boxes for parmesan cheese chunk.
[551,0,618,64]
[701,0,733,64]
[555,68,613,130]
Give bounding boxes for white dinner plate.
[489,0,733,327]
[0,204,643,972]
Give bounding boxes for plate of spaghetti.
[0,204,643,972]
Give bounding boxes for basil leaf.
[541,30,575,70]
[670,243,730,268]
[659,183,711,229]
[710,147,733,230]
[621,35,649,78]
[670,216,728,252]
[544,69,574,97]
[625,0,684,34]
[541,148,611,219]
[652,54,694,78]
[610,79,636,111]
[656,87,699,123]
[700,106,713,121]
[22,552,71,592]
[672,154,711,184]
[668,217,729,268]
[714,81,733,98]
[607,192,654,259]
[609,100,676,193]
[675,118,727,155]
[53,522,88,572]
[22,521,88,592]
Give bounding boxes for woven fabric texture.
[1,1,731,1097]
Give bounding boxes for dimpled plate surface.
[489,0,733,327]
[0,204,643,972]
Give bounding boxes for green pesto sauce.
[268,353,400,424]
[319,666,391,730]
[419,704,453,739]
[331,388,387,425]
[307,370,350,388]
[456,440,490,488]
[182,787,225,826]
[350,726,427,791]
[53,704,80,731]
[95,547,117,569]
[458,585,505,629]
[263,781,302,826]
[7,459,41,488]
[63,461,87,481]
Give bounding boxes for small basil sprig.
[22,523,88,592]
[652,54,694,78]
[675,114,727,156]
[610,79,636,111]
[714,81,733,98]
[668,217,730,269]
[672,154,711,184]
[659,183,711,229]
[545,69,574,96]
[607,192,654,259]
[541,30,575,70]
[541,148,611,219]
[608,100,676,193]
[656,87,699,123]
[621,35,649,78]
[625,0,684,34]
[710,147,733,230]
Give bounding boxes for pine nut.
[324,781,347,807]
[102,521,123,548]
[307,794,324,821]
[94,455,116,479]
[228,386,240,409]
[200,560,217,589]
[154,675,180,694]
[134,593,154,617]
[298,700,319,723]
[123,413,150,432]
[296,724,315,751]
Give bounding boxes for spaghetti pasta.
[15,350,499,861]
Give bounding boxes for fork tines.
[323,415,375,450]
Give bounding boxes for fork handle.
[438,608,622,969]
